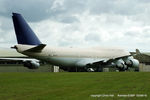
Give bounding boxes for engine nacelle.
[23,61,40,69]
[125,58,139,68]
[114,59,127,71]
[124,56,139,68]
[131,59,139,68]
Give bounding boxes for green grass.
[0,72,149,100]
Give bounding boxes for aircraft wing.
[0,58,39,62]
[0,57,40,69]
[76,55,132,67]
[103,55,132,63]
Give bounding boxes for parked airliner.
[11,13,139,72]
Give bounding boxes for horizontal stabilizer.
[24,44,46,52]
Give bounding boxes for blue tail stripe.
[12,13,41,45]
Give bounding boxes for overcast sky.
[0,0,150,52]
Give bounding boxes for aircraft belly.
[44,57,80,67]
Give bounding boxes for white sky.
[0,0,150,52]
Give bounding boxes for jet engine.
[124,57,139,68]
[23,60,40,69]
[114,59,127,71]
[113,57,139,71]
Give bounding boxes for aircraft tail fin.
[12,13,41,45]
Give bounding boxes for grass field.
[0,72,149,100]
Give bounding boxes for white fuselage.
[15,44,130,67]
